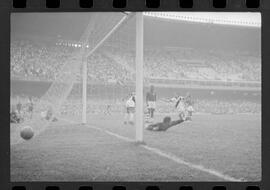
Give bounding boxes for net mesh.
[11,12,136,145]
[69,13,137,134]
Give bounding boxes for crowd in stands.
[87,52,132,83]
[144,48,260,81]
[11,40,261,84]
[11,40,73,81]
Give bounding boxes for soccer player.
[10,106,23,123]
[185,93,194,121]
[146,85,157,123]
[27,96,34,119]
[124,92,135,125]
[43,107,58,122]
[173,95,187,120]
[45,107,53,121]
[145,115,185,131]
[104,104,112,115]
[16,98,22,116]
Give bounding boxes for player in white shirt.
[185,93,194,121]
[174,95,187,120]
[163,94,186,120]
[124,93,135,125]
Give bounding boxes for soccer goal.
[11,12,145,145]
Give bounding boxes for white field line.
[59,117,245,182]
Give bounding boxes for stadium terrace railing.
[11,75,261,90]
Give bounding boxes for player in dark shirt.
[145,115,185,131]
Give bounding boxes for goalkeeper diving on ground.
[123,91,186,131]
[145,114,185,131]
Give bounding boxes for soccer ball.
[20,126,34,140]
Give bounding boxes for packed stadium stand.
[10,39,261,115]
[10,13,261,116]
[11,39,261,83]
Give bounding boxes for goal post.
[10,13,137,144]
[81,12,134,125]
[11,12,145,145]
[135,12,144,143]
[81,12,145,142]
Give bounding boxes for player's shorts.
[127,107,135,113]
[147,101,156,109]
[187,106,194,112]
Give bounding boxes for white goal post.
[81,12,144,142]
[135,12,144,143]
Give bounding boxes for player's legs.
[29,107,33,119]
[178,110,185,121]
[145,124,154,130]
[186,106,193,121]
[151,108,155,118]
[124,108,129,124]
[125,107,135,125]
[148,101,156,122]
[145,122,161,131]
[129,112,134,125]
[186,111,192,121]
[146,107,152,123]
[108,105,112,115]
[147,107,152,117]
[148,109,154,123]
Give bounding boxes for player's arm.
[162,118,184,131]
[160,96,176,103]
[175,97,181,108]
[145,122,163,131]
[169,118,184,127]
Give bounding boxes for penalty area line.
[59,117,245,182]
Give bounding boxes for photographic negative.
[10,12,261,181]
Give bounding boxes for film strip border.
[10,184,262,190]
[1,0,268,190]
[5,0,264,10]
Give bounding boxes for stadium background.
[11,13,261,115]
[10,13,261,181]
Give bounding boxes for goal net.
[11,12,138,145]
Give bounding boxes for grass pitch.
[11,113,261,181]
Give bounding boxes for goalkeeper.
[145,115,185,132]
